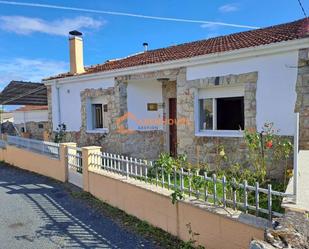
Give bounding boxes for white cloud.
[200,23,220,30]
[0,58,68,87]
[219,3,239,13]
[0,16,104,36]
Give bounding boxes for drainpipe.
[23,111,27,132]
[293,112,299,202]
[56,80,62,126]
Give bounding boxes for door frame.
[168,98,177,157]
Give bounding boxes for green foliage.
[154,153,189,173]
[171,189,184,204]
[54,123,67,143]
[180,223,205,249]
[243,122,293,184]
[191,169,205,198]
[155,153,174,174]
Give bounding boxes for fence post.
[82,146,101,192]
[59,142,76,183]
[293,112,299,202]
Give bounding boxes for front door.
[169,98,177,157]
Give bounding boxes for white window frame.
[195,85,245,137]
[86,97,109,134]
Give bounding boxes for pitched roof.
[45,17,309,81]
[14,105,48,112]
[0,81,47,105]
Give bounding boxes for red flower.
[266,140,273,149]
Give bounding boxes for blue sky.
[0,0,308,88]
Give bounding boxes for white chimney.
[69,30,85,74]
[143,42,148,52]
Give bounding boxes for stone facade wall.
[15,121,48,140]
[295,48,309,150]
[62,80,164,160]
[177,69,258,165]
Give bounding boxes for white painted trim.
[195,130,243,137]
[213,98,217,130]
[43,38,309,86]
[86,128,109,134]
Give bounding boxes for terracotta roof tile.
[45,18,309,80]
[14,105,48,112]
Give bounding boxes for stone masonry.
[15,121,48,140]
[177,68,258,168]
[295,48,309,150]
[61,79,164,160]
[45,66,294,178]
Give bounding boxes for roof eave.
[43,37,309,85]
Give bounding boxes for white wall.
[127,79,163,131]
[13,110,48,124]
[187,51,299,135]
[51,77,114,131]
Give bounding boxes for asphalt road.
[0,164,157,249]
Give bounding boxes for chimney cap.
[69,30,83,36]
[143,42,148,52]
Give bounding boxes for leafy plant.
[155,153,174,174]
[171,189,184,204]
[244,122,293,184]
[54,123,67,143]
[180,223,205,249]
[191,169,205,198]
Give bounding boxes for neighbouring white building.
[13,105,48,139]
[42,18,309,178]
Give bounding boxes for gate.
[66,146,83,188]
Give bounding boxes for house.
[0,112,13,123]
[43,18,309,175]
[12,105,49,139]
[0,81,49,139]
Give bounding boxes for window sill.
[86,129,109,134]
[195,130,243,137]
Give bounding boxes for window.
[91,104,108,129]
[93,104,103,129]
[199,97,244,131]
[38,123,44,129]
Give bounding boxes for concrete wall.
[0,144,67,182]
[86,168,264,249]
[0,144,266,248]
[51,77,114,131]
[187,51,299,135]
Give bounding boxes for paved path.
[0,164,157,249]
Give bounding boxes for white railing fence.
[7,135,60,158]
[0,135,291,221]
[66,146,83,173]
[66,146,83,188]
[90,152,291,221]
